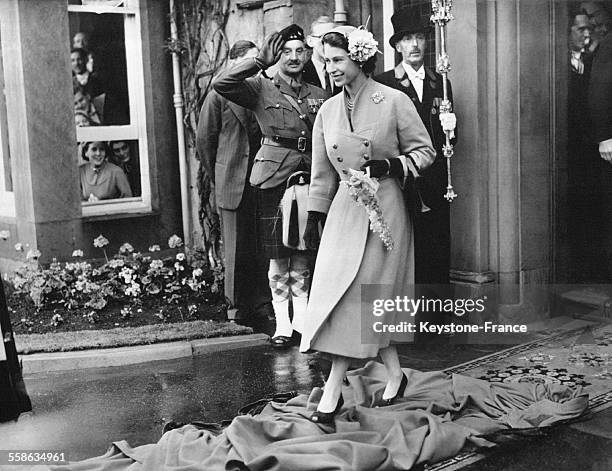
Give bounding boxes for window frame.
[69,0,152,217]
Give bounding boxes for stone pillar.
[447,0,495,285]
[0,0,82,266]
[449,0,555,320]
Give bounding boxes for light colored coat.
[300,78,435,358]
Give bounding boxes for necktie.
[324,72,332,92]
[407,68,425,81]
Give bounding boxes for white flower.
[108,259,125,269]
[149,259,164,270]
[93,235,109,248]
[347,28,379,62]
[176,253,186,261]
[148,244,161,252]
[168,234,183,249]
[120,267,134,282]
[125,282,141,297]
[26,249,42,260]
[0,230,10,240]
[174,262,185,271]
[192,268,203,277]
[72,249,84,257]
[119,242,134,254]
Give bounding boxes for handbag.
[280,171,311,250]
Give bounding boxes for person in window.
[109,140,141,196]
[71,47,104,100]
[72,31,95,73]
[79,141,132,202]
[300,26,435,423]
[74,90,101,125]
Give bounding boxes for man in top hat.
[214,25,328,348]
[375,6,457,340]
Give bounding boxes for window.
[68,0,151,216]
[0,28,14,217]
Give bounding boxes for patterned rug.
[429,318,612,471]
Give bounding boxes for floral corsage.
[347,27,380,63]
[340,168,394,250]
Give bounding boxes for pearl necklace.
[346,94,354,111]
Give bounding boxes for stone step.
[559,288,612,321]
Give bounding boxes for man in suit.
[375,7,457,339]
[303,16,340,95]
[214,25,328,348]
[588,6,612,278]
[588,5,612,163]
[197,40,271,325]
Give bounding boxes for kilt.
[255,185,292,260]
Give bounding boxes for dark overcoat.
[375,64,457,284]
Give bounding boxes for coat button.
[363,155,370,160]
[301,130,306,135]
[333,144,338,149]
[275,103,280,108]
[363,141,369,147]
[337,157,343,162]
[342,169,348,174]
[298,99,303,104]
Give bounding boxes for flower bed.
[4,234,226,335]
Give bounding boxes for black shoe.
[310,394,344,425]
[270,335,292,349]
[374,373,408,407]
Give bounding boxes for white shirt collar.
[402,63,425,81]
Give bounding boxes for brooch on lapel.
[307,98,325,113]
[370,91,385,104]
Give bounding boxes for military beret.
[279,24,305,43]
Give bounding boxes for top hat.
[389,6,433,48]
[279,24,305,44]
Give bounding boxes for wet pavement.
[0,341,611,469]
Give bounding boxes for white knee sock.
[289,268,311,333]
[269,260,292,337]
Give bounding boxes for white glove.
[599,138,612,163]
[439,112,456,139]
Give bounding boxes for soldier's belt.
[262,135,311,153]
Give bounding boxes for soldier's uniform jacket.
[214,60,329,189]
[375,64,457,210]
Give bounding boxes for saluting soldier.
[214,24,328,348]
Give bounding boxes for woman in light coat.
[301,26,435,423]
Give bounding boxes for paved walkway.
[1,316,611,470]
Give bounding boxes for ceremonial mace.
[431,0,457,202]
